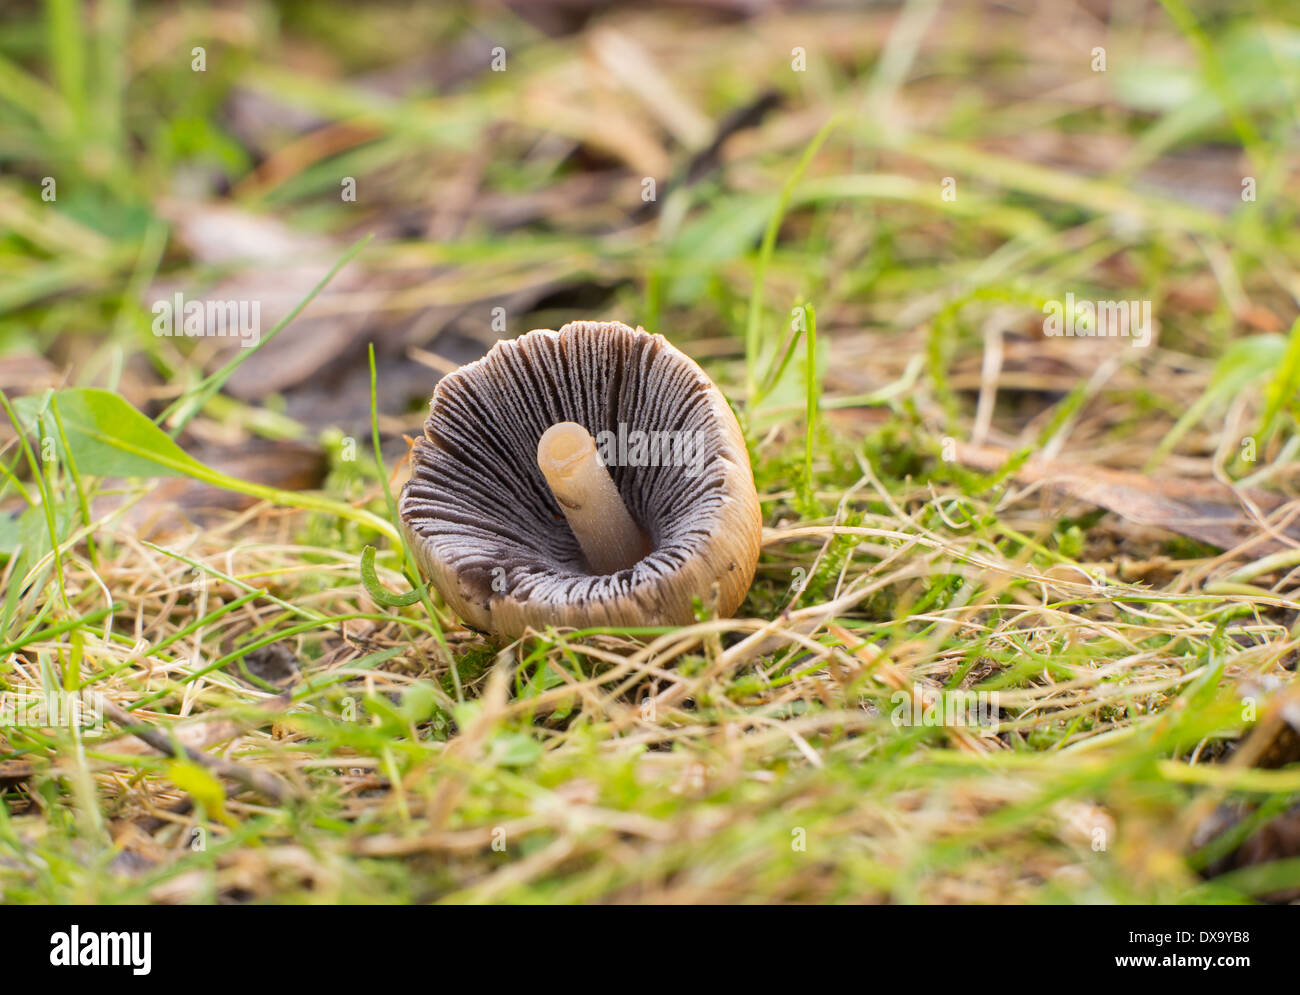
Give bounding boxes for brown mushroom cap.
[398,320,762,638]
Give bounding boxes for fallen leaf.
[955,442,1300,554]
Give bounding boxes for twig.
[99,698,294,805]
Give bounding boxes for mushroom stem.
[537,422,647,574]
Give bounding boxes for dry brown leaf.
[955,442,1300,555]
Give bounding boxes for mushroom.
[398,320,762,638]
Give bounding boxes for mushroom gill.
[398,320,762,638]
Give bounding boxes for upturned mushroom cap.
[398,320,762,638]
